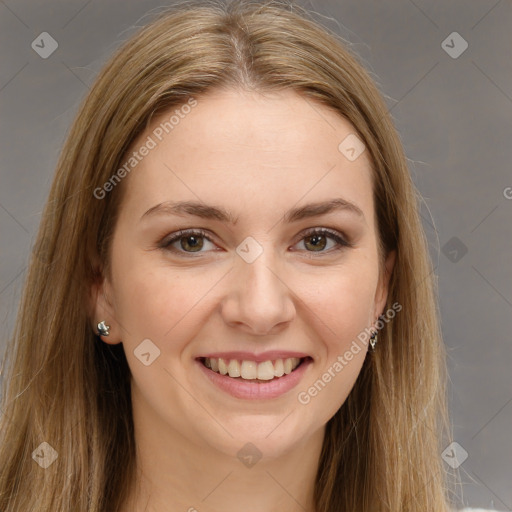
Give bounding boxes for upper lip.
[196,351,311,363]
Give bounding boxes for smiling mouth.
[198,356,311,382]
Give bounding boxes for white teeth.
[257,360,275,380]
[241,361,257,379]
[203,357,303,380]
[218,358,228,375]
[227,359,241,378]
[274,359,284,377]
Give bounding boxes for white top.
[460,509,497,511]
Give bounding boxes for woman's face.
[91,88,394,460]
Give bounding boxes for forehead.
[118,88,374,225]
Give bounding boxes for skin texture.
[90,88,395,512]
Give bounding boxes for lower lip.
[196,358,313,400]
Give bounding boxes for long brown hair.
[0,1,454,510]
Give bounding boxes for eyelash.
[159,227,352,257]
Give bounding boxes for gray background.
[1,1,511,510]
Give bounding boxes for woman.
[0,0,457,510]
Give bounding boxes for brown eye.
[293,228,351,255]
[161,229,216,255]
[303,233,328,251]
[179,234,204,252]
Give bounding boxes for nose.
[220,250,296,336]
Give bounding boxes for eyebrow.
[140,198,365,224]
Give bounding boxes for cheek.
[295,269,373,423]
[297,261,378,344]
[116,278,175,340]
[112,259,220,349]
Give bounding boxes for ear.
[373,249,396,320]
[87,265,122,345]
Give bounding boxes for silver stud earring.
[96,320,110,337]
[369,329,378,351]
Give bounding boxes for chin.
[206,416,311,461]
